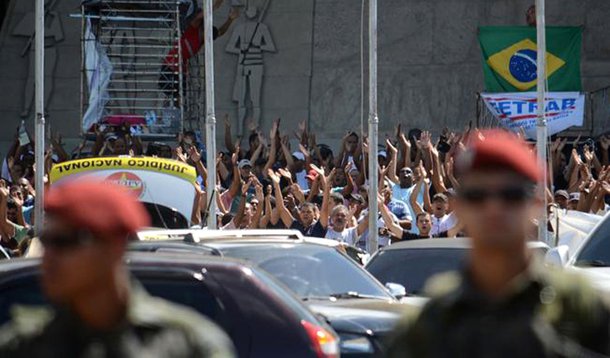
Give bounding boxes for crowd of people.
[1,118,610,255]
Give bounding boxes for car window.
[139,278,224,322]
[366,248,467,295]
[574,216,610,266]
[220,244,391,299]
[0,273,226,327]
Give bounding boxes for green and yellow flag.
[478,26,581,92]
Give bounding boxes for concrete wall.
[0,0,609,155]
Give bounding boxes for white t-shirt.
[295,170,309,191]
[325,227,359,246]
[391,182,425,234]
[431,214,452,236]
[357,209,397,249]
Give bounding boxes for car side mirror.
[545,245,570,267]
[385,282,407,299]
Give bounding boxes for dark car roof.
[378,238,550,252]
[0,252,255,276]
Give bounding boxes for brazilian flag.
[478,26,581,92]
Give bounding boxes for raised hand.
[298,144,310,158]
[231,146,240,166]
[386,139,398,156]
[267,169,280,184]
[278,168,293,182]
[0,186,9,199]
[309,133,317,149]
[175,147,187,163]
[572,135,581,150]
[418,131,432,150]
[399,132,411,151]
[270,118,280,140]
[344,161,354,175]
[189,146,201,162]
[583,146,594,163]
[241,179,253,196]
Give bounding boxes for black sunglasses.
[39,231,94,251]
[458,186,533,205]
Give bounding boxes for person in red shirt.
[159,5,240,100]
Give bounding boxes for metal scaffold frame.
[80,0,205,139]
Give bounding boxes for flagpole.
[368,0,379,252]
[34,0,45,235]
[204,0,217,229]
[535,0,548,243]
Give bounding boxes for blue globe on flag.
[509,49,538,83]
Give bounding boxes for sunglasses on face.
[39,231,95,251]
[458,186,533,205]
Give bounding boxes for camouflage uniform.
[386,262,610,357]
[0,284,235,358]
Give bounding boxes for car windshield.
[574,216,610,267]
[219,243,392,300]
[366,248,467,295]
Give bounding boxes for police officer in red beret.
[0,180,235,358]
[386,130,610,357]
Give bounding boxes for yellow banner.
[50,157,197,183]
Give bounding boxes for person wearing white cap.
[567,192,580,211]
[290,151,310,191]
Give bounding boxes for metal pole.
[367,0,379,252]
[204,0,217,229]
[535,0,548,243]
[34,0,45,235]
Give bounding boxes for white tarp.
[82,18,113,132]
[481,92,585,139]
[549,209,604,257]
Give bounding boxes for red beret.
[45,180,150,239]
[456,130,542,183]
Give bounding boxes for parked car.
[0,254,339,358]
[138,229,372,265]
[366,238,550,297]
[546,213,610,293]
[131,232,415,357]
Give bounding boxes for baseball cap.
[378,150,388,159]
[554,190,569,200]
[569,192,580,202]
[238,159,252,169]
[292,151,306,161]
[45,180,150,239]
[432,193,448,203]
[455,130,542,183]
[349,193,365,204]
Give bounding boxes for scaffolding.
[80,0,204,138]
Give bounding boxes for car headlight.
[339,334,374,354]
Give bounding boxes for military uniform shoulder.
[537,266,610,310]
[422,270,463,299]
[130,292,235,358]
[0,306,55,345]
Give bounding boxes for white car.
[546,213,610,293]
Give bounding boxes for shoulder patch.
[7,305,54,338]
[423,271,462,299]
